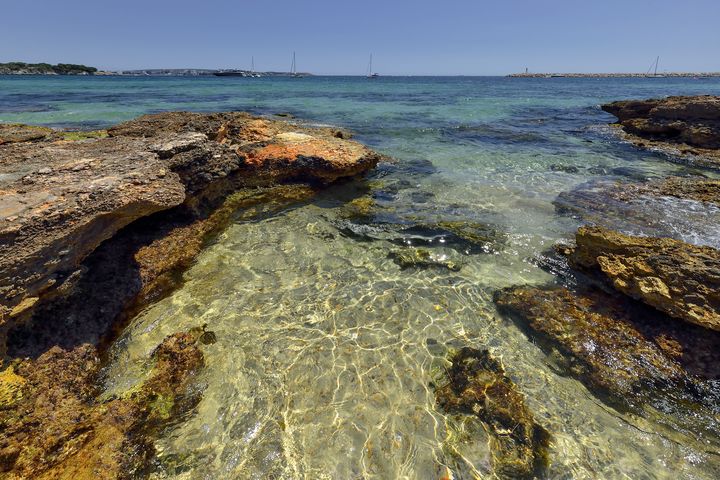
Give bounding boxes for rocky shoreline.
[0,112,381,477]
[494,95,720,456]
[2,94,720,478]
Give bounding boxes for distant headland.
[0,62,311,77]
[0,62,98,75]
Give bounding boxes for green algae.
[435,221,506,249]
[347,196,376,217]
[148,393,175,421]
[389,247,462,271]
[59,130,109,141]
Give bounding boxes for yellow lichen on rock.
[0,366,26,408]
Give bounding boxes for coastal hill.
[0,62,97,75]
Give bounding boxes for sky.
[2,0,719,75]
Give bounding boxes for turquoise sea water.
[3,76,720,479]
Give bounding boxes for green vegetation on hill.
[0,62,98,75]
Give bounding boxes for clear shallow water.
[4,76,720,479]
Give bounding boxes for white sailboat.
[367,54,379,78]
[646,56,666,78]
[291,51,299,77]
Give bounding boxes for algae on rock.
[389,247,463,271]
[494,283,720,452]
[435,347,551,479]
[0,328,211,479]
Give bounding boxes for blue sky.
[2,0,718,75]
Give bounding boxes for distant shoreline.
[3,70,720,78]
[508,72,720,78]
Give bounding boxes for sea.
[2,75,720,479]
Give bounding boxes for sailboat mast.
[251,56,255,73]
[654,56,659,76]
[291,52,296,75]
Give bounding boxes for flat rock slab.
[609,176,720,206]
[0,111,381,330]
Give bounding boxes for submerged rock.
[0,328,210,479]
[549,163,579,174]
[337,207,505,256]
[554,178,720,249]
[602,95,720,168]
[436,347,551,479]
[389,247,462,271]
[611,176,720,206]
[495,286,688,402]
[494,284,720,446]
[565,226,720,332]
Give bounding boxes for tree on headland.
[0,62,98,75]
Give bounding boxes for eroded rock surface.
[0,112,381,351]
[388,247,463,271]
[564,226,720,331]
[496,286,687,401]
[602,95,720,167]
[435,347,550,479]
[494,284,720,447]
[0,328,209,479]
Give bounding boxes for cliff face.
[0,112,381,353]
[602,95,720,167]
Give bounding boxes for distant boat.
[214,70,252,77]
[213,57,261,77]
[646,56,666,78]
[291,52,299,77]
[367,54,379,78]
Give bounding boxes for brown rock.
[495,286,689,402]
[565,226,720,331]
[602,95,720,167]
[436,347,550,479]
[493,284,720,455]
[0,112,381,352]
[0,329,208,479]
[0,124,55,145]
